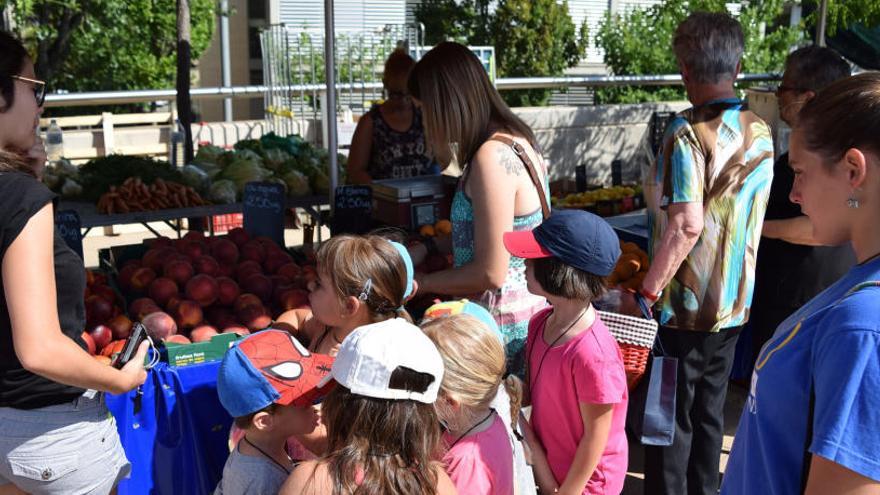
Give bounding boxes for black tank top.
[368,104,437,180]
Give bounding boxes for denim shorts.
[0,392,131,494]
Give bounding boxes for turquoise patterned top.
[647,98,774,331]
[450,164,549,377]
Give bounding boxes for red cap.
[502,230,553,259]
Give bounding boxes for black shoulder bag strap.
[487,135,551,220]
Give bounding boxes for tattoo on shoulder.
[496,146,523,176]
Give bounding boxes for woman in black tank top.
[346,49,437,184]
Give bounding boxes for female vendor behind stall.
[346,49,436,184]
[407,42,549,377]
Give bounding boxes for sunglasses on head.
[11,75,47,107]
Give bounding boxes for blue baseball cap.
[217,330,334,418]
[502,209,621,277]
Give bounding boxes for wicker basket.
[597,310,658,390]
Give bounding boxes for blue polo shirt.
[722,257,880,494]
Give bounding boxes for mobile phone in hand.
[112,322,148,369]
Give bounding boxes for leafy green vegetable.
[209,180,237,204]
[78,155,182,201]
[282,170,311,197]
[233,139,264,157]
[219,153,271,192]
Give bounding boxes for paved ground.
[622,383,748,494]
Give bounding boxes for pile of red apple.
[111,227,314,347]
[80,270,133,364]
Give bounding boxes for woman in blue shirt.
[722,73,880,494]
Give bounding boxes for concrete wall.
[513,101,689,186]
[53,102,698,181]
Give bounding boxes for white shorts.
[0,393,131,494]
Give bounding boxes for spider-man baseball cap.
[217,330,334,418]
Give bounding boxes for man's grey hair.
[785,46,851,92]
[673,12,744,84]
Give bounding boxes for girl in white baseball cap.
[280,318,457,495]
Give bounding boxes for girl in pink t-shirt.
[503,210,629,495]
[422,314,521,495]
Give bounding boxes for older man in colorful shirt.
[624,11,775,495]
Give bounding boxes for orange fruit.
[434,219,452,236]
[419,224,436,237]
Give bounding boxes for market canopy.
[828,23,880,71]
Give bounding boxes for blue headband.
[387,240,414,301]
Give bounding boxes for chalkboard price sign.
[55,209,84,260]
[242,181,286,246]
[332,185,372,235]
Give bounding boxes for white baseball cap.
[317,318,444,403]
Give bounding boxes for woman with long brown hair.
[722,73,880,494]
[0,31,148,495]
[407,42,549,377]
[279,318,457,495]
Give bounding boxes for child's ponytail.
[503,374,525,439]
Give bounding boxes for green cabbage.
[209,180,238,204]
[282,170,312,197]
[180,164,210,191]
[262,148,291,172]
[220,152,271,192]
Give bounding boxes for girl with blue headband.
[273,234,415,458]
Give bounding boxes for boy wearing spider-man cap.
[214,330,334,495]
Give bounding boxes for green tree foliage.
[415,0,587,106]
[414,0,491,46]
[492,0,587,106]
[595,0,799,104]
[6,0,214,93]
[817,0,880,36]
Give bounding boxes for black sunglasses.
[12,75,47,107]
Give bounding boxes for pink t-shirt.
[527,308,628,495]
[442,414,514,495]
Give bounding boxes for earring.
[847,196,860,209]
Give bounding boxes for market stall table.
[59,195,329,239]
[106,360,232,495]
[605,208,648,250]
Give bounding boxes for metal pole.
[220,0,233,121]
[176,0,194,164]
[324,0,339,206]
[816,0,828,47]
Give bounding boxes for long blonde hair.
[315,235,412,323]
[422,314,522,432]
[407,41,536,165]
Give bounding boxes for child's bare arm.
[557,402,614,495]
[519,413,559,494]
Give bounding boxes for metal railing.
[43,73,780,108]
